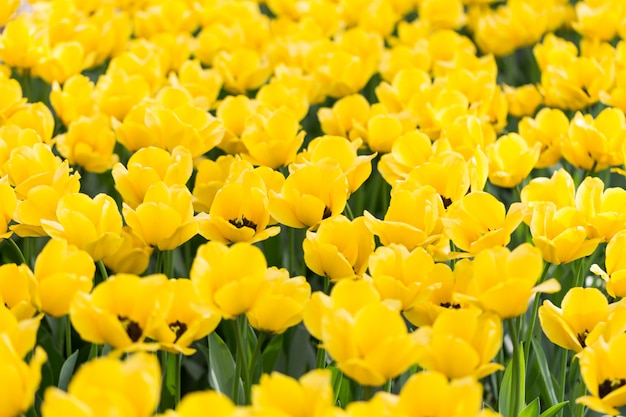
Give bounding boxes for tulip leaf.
[499,356,514,417]
[329,366,344,405]
[261,334,283,374]
[517,397,539,417]
[58,350,79,392]
[499,343,525,417]
[199,332,243,404]
[538,401,568,417]
[531,336,559,407]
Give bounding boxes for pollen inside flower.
[169,320,188,343]
[577,329,589,348]
[228,215,257,231]
[599,378,626,399]
[118,315,142,342]
[440,302,461,309]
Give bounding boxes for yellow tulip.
[364,184,444,250]
[102,226,153,275]
[246,267,310,334]
[591,230,626,297]
[303,215,374,282]
[0,0,19,26]
[521,168,576,222]
[214,47,272,94]
[112,146,193,209]
[573,0,625,41]
[464,244,561,318]
[269,162,348,229]
[518,108,568,168]
[0,177,16,241]
[0,334,46,417]
[539,287,621,353]
[49,74,97,127]
[398,371,484,417]
[171,60,223,111]
[0,15,47,69]
[41,192,123,261]
[318,93,370,139]
[41,352,161,417]
[413,309,503,379]
[576,333,626,416]
[157,390,246,417]
[123,182,198,251]
[486,133,541,188]
[33,41,87,85]
[0,76,26,123]
[0,263,38,320]
[503,84,543,118]
[95,69,151,121]
[6,102,55,145]
[33,239,95,317]
[70,274,171,349]
[442,191,523,255]
[0,304,42,359]
[216,95,260,154]
[191,242,267,318]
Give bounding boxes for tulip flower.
[591,230,626,297]
[33,239,95,317]
[123,182,198,251]
[518,108,568,168]
[0,263,38,320]
[577,333,626,416]
[0,177,16,241]
[70,274,171,350]
[95,69,151,122]
[486,133,541,188]
[0,305,42,359]
[539,287,622,352]
[102,226,153,275]
[413,309,503,379]
[191,242,268,318]
[156,391,245,417]
[41,192,123,261]
[441,191,523,255]
[0,334,46,417]
[49,74,97,127]
[303,215,374,282]
[318,93,370,139]
[41,352,161,417]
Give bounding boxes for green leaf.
[198,333,243,404]
[261,334,283,374]
[531,336,559,407]
[329,366,344,406]
[518,398,539,417]
[58,350,79,391]
[499,357,514,417]
[539,401,568,417]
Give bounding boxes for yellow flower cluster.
[1,0,626,415]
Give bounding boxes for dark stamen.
[169,320,188,343]
[599,378,626,398]
[228,215,257,231]
[440,302,461,309]
[322,206,332,219]
[118,315,142,342]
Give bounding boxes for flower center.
[118,315,142,342]
[577,329,589,348]
[440,302,461,309]
[169,320,188,343]
[440,195,453,209]
[229,215,257,231]
[322,206,332,220]
[599,378,626,398]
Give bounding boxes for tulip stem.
[233,316,251,404]
[344,202,354,220]
[5,237,26,265]
[249,331,266,385]
[96,260,108,284]
[65,315,72,357]
[156,249,174,278]
[164,352,182,408]
[507,317,523,417]
[315,341,326,369]
[383,379,392,393]
[524,262,551,361]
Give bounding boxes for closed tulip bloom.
[252,370,335,417]
[0,264,38,320]
[377,130,433,185]
[364,185,445,250]
[576,333,626,416]
[269,163,348,229]
[112,146,193,209]
[303,215,374,282]
[70,274,171,350]
[157,391,248,417]
[33,41,88,85]
[41,352,161,417]
[573,0,624,41]
[539,287,620,353]
[486,133,541,188]
[49,74,97,127]
[241,107,305,169]
[0,15,47,69]
[442,191,523,255]
[123,182,198,251]
[41,193,123,261]
[413,309,503,379]
[214,48,272,94]
[191,242,267,318]
[95,69,151,122]
[102,226,153,275]
[0,334,47,417]
[295,136,375,194]
[529,202,602,265]
[148,279,221,355]
[246,267,310,334]
[576,176,626,240]
[0,304,42,359]
[33,239,95,317]
[0,126,42,177]
[0,177,16,241]
[5,102,55,146]
[591,230,626,297]
[398,371,484,417]
[0,0,19,26]
[464,244,560,318]
[216,95,260,154]
[54,114,119,174]
[318,93,370,139]
[563,108,626,171]
[521,168,576,221]
[518,108,568,168]
[367,244,440,313]
[503,84,543,117]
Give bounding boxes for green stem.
[233,316,251,404]
[96,260,108,285]
[164,352,182,408]
[360,385,373,401]
[6,238,26,265]
[23,236,33,269]
[249,332,267,385]
[558,348,570,416]
[289,227,296,276]
[65,315,72,357]
[162,249,174,278]
[524,262,551,361]
[315,339,326,369]
[508,318,522,417]
[323,276,330,294]
[344,202,355,220]
[383,379,392,393]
